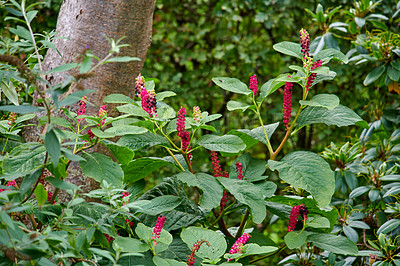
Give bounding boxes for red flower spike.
[152,215,166,241]
[227,233,251,261]
[306,60,323,91]
[235,162,243,180]
[288,205,300,232]
[250,74,258,95]
[187,240,210,266]
[283,76,293,130]
[211,151,222,177]
[299,28,310,57]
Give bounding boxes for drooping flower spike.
[227,233,251,261]
[187,240,210,266]
[152,215,166,241]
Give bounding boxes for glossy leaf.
[284,231,307,249]
[123,158,170,183]
[364,65,385,86]
[273,41,303,59]
[307,233,358,255]
[299,94,340,110]
[212,77,251,95]
[196,134,245,153]
[45,129,60,166]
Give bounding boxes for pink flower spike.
[299,28,310,57]
[98,105,107,127]
[135,73,145,97]
[227,233,251,261]
[88,129,94,141]
[211,151,222,177]
[152,215,166,241]
[283,77,293,130]
[77,96,87,123]
[235,162,243,180]
[177,106,186,137]
[306,60,322,91]
[250,74,258,95]
[288,205,300,232]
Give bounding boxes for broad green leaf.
[230,153,267,181]
[176,172,223,210]
[343,225,358,243]
[0,105,43,114]
[46,177,81,191]
[153,256,186,266]
[242,243,277,256]
[284,231,307,249]
[45,129,60,166]
[103,93,135,104]
[299,94,340,110]
[314,48,349,64]
[376,219,400,235]
[104,56,140,63]
[235,122,279,146]
[275,75,303,83]
[80,56,91,73]
[259,78,285,100]
[34,184,47,207]
[1,81,19,105]
[363,65,385,86]
[90,128,115,139]
[307,233,358,255]
[349,186,370,198]
[212,77,251,95]
[268,151,335,208]
[14,113,35,124]
[227,100,251,111]
[3,144,46,174]
[273,41,303,59]
[156,91,176,101]
[103,140,134,165]
[136,177,205,231]
[135,195,181,216]
[58,89,94,107]
[387,65,399,81]
[296,105,363,128]
[113,237,149,253]
[135,223,172,254]
[105,125,147,136]
[117,132,169,151]
[196,134,245,153]
[47,63,78,74]
[181,227,227,262]
[306,216,330,228]
[79,152,123,188]
[117,104,150,118]
[123,158,170,183]
[217,177,267,223]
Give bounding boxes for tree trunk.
[31,0,156,197]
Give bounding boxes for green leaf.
[376,219,400,235]
[363,65,385,86]
[135,223,172,254]
[307,233,358,255]
[284,231,307,249]
[45,129,60,166]
[1,81,19,105]
[181,227,227,262]
[156,91,176,101]
[268,151,335,208]
[0,105,43,114]
[212,77,251,95]
[34,184,47,207]
[273,41,303,59]
[230,153,267,181]
[117,104,150,118]
[47,63,79,74]
[79,152,123,188]
[113,237,149,253]
[103,93,135,104]
[235,122,279,146]
[2,144,46,174]
[387,65,400,81]
[176,172,223,210]
[307,215,331,228]
[314,48,349,64]
[217,177,267,223]
[135,195,181,216]
[80,56,92,73]
[104,56,140,63]
[105,125,147,136]
[90,128,115,139]
[299,94,340,110]
[153,256,186,266]
[259,78,285,100]
[58,89,94,107]
[117,132,169,151]
[296,105,363,128]
[46,177,81,191]
[227,100,251,111]
[103,140,134,165]
[123,158,170,183]
[196,134,245,153]
[242,243,278,256]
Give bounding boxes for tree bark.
[29,0,156,197]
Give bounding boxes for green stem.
[253,98,274,156]
[208,200,236,229]
[154,121,180,151]
[4,224,18,265]
[235,209,250,239]
[165,147,185,171]
[249,243,286,264]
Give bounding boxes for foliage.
[0,1,400,266]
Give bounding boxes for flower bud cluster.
[77,96,87,123]
[141,88,157,117]
[98,105,107,127]
[235,162,243,180]
[250,74,258,95]
[7,112,17,126]
[306,60,323,91]
[300,28,310,57]
[135,73,145,97]
[177,107,192,163]
[0,180,15,192]
[193,106,201,123]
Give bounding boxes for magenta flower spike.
[227,233,251,261]
[152,215,166,241]
[250,74,258,96]
[283,77,293,130]
[288,205,300,232]
[299,28,310,57]
[211,151,222,177]
[235,162,243,180]
[77,96,87,123]
[306,60,322,91]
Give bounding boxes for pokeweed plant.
[1,2,389,265]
